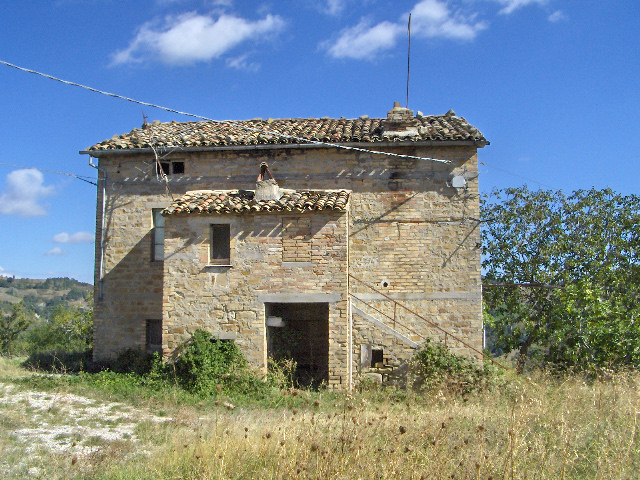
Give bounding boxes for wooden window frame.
[209,224,231,266]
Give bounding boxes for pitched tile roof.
[164,189,350,216]
[87,110,486,151]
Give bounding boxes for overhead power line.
[479,161,558,190]
[0,162,97,185]
[0,59,452,164]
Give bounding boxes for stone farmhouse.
[81,102,488,388]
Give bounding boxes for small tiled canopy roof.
[86,110,486,151]
[164,189,350,215]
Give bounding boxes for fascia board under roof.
[79,139,488,158]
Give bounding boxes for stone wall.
[162,211,350,387]
[92,142,482,383]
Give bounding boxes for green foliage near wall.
[410,339,498,395]
[482,187,640,371]
[173,330,265,396]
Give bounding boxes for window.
[210,224,231,265]
[157,160,185,176]
[146,319,162,353]
[371,348,384,367]
[152,209,165,262]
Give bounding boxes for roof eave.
[79,139,488,158]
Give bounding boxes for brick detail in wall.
[282,216,311,262]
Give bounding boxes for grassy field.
[0,357,638,479]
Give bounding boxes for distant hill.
[0,276,93,320]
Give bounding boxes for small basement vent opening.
[371,348,384,367]
[360,344,385,369]
[266,302,329,388]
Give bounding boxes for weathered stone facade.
[84,105,487,387]
[162,209,350,387]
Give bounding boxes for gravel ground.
[0,382,169,478]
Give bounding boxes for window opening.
[210,224,231,265]
[157,161,185,176]
[146,319,162,353]
[371,348,384,367]
[172,161,185,174]
[152,209,165,262]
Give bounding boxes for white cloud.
[411,0,486,40]
[324,0,347,15]
[53,232,95,244]
[325,20,403,60]
[492,0,548,15]
[226,53,260,71]
[548,10,566,22]
[0,169,54,218]
[324,0,485,60]
[111,11,285,66]
[44,247,68,256]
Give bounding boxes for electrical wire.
[0,162,97,185]
[2,59,557,189]
[0,59,452,164]
[479,161,557,190]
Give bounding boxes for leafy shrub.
[23,349,92,373]
[173,330,258,396]
[109,348,157,375]
[411,339,499,395]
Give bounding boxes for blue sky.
[0,0,638,284]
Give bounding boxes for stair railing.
[349,274,506,370]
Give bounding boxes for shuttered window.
[152,209,165,262]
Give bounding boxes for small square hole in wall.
[172,161,185,174]
[158,161,185,176]
[371,348,384,367]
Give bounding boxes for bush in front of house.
[410,339,502,395]
[172,329,268,396]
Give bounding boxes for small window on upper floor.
[210,224,231,265]
[158,160,185,176]
[152,209,165,262]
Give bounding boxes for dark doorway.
[266,302,329,388]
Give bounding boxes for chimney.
[254,162,282,202]
[383,101,419,137]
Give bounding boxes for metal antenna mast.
[406,13,412,109]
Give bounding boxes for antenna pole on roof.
[406,13,411,109]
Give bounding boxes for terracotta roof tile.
[164,189,350,216]
[87,111,486,151]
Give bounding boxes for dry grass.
[1,360,639,480]
[101,371,640,479]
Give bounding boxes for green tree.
[0,302,31,353]
[482,187,640,371]
[25,304,92,353]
